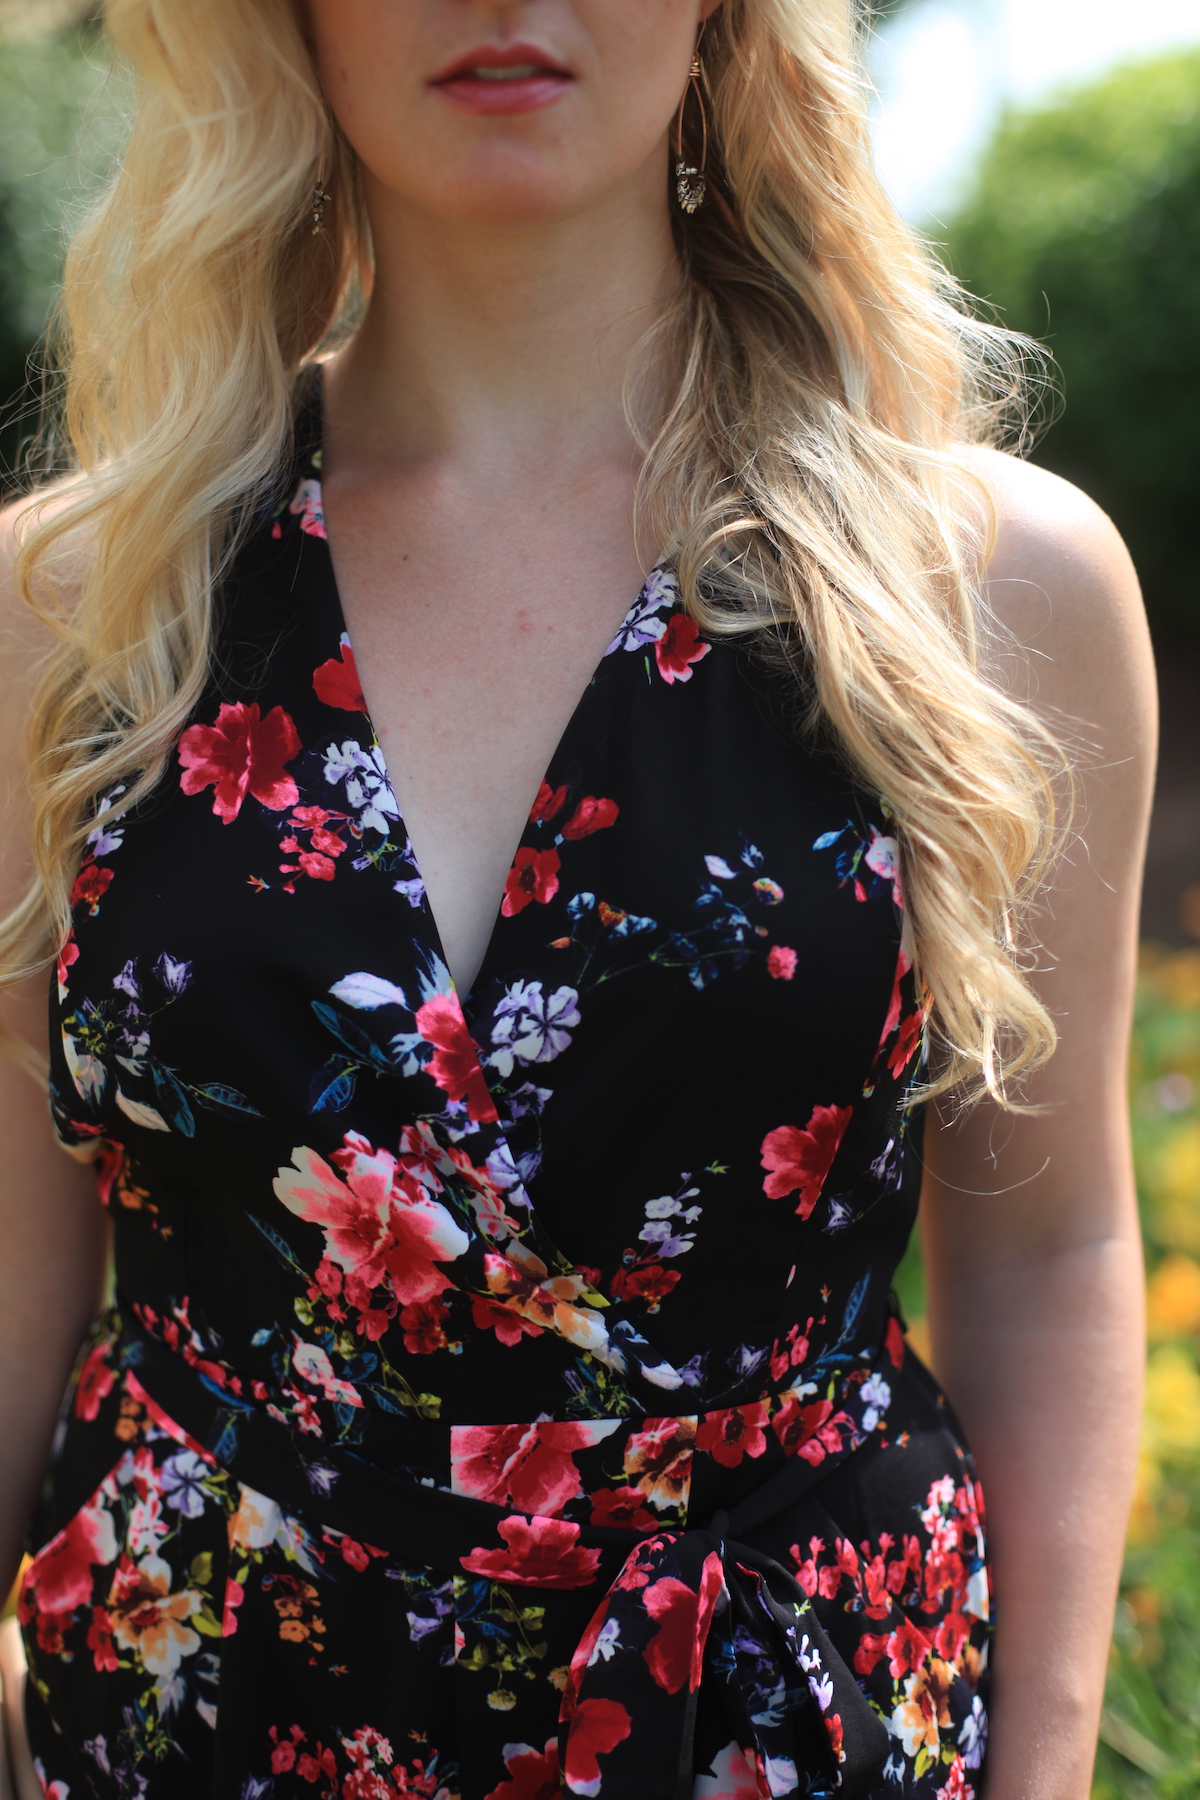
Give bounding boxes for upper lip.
[430,43,574,83]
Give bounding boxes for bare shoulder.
[956,445,1155,748]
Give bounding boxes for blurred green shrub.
[945,50,1200,643]
[0,16,126,480]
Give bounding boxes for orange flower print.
[107,1554,202,1676]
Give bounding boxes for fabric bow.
[558,1503,890,1799]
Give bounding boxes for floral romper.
[21,416,991,1800]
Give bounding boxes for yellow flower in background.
[1142,1123,1200,1252]
[1146,1253,1200,1340]
[1142,1344,1200,1463]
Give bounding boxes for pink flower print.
[767,945,797,980]
[288,476,327,538]
[562,1697,632,1794]
[414,993,499,1124]
[460,1515,602,1590]
[484,1738,561,1800]
[696,1401,769,1468]
[864,824,902,905]
[760,1103,853,1218]
[642,1553,724,1695]
[178,702,301,824]
[273,1136,471,1309]
[451,1419,615,1516]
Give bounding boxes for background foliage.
[944,49,1200,644]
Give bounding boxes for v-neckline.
[311,484,664,1008]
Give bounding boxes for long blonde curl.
[2,0,1065,1105]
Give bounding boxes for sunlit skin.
[0,6,1153,1799]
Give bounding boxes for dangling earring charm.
[311,175,328,237]
[674,42,708,214]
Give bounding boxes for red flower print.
[824,1712,845,1765]
[312,634,367,712]
[760,1103,853,1218]
[877,945,911,1047]
[25,1496,118,1619]
[70,862,114,915]
[888,1009,923,1079]
[451,1419,609,1516]
[563,1696,632,1794]
[297,1744,337,1784]
[767,945,797,980]
[74,1342,116,1422]
[887,1617,933,1679]
[470,1294,545,1346]
[588,1486,657,1531]
[934,1611,972,1665]
[269,1726,305,1774]
[502,846,561,916]
[484,1737,561,1800]
[460,1514,601,1589]
[936,1757,975,1800]
[529,781,568,825]
[87,1605,118,1673]
[696,1401,769,1469]
[609,1263,681,1307]
[222,1577,245,1635]
[654,611,710,684]
[178,701,301,825]
[414,994,499,1124]
[400,1297,450,1355]
[853,1631,890,1677]
[772,1395,856,1467]
[561,796,619,840]
[56,935,80,988]
[642,1553,724,1695]
[885,1315,906,1368]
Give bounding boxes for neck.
[326,163,682,479]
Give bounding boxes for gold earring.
[311,174,329,237]
[674,40,708,214]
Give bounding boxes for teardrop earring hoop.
[674,42,708,214]
[311,175,329,237]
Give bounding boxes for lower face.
[305,0,712,228]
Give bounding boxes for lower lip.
[432,73,573,115]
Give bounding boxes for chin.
[425,171,598,230]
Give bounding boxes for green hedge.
[944,50,1200,642]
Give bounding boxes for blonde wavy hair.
[2,0,1065,1104]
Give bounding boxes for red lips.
[430,42,574,116]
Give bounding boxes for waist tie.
[114,1311,893,1799]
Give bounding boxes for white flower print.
[860,1372,891,1432]
[959,1695,988,1769]
[604,567,677,655]
[489,980,581,1079]
[160,1450,210,1519]
[322,741,400,835]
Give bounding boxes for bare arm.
[922,451,1154,1800]
[0,503,109,1597]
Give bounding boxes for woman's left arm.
[921,450,1157,1800]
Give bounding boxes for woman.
[0,1,1152,1796]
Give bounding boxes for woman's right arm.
[0,503,109,1598]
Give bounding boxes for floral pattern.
[27,424,988,1799]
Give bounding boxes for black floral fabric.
[21,428,991,1800]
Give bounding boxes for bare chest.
[320,479,646,994]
